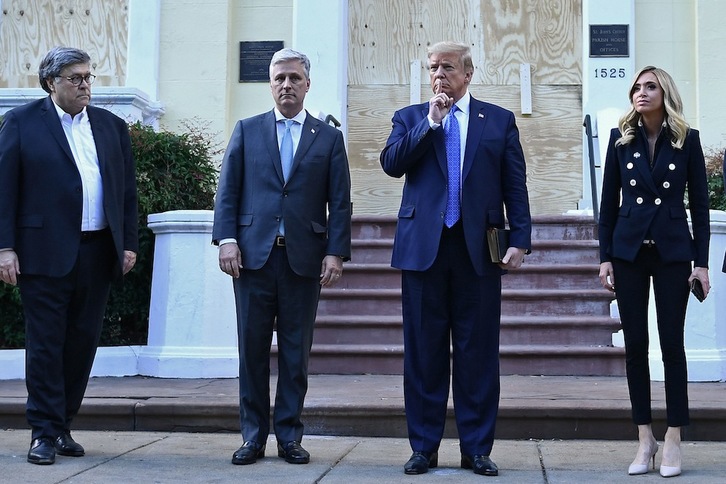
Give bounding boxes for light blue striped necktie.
[444,105,461,227]
[280,119,294,181]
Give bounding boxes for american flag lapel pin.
[478,113,484,118]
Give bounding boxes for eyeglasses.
[57,74,97,86]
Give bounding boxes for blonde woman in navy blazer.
[598,66,710,478]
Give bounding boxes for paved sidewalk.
[2,430,726,483]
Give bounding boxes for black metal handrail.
[583,114,599,222]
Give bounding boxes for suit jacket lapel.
[86,107,109,180]
[630,138,660,194]
[289,113,320,180]
[40,97,75,165]
[423,105,448,177]
[463,98,486,181]
[262,110,285,183]
[651,141,675,186]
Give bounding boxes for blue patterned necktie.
[444,105,461,227]
[280,119,294,182]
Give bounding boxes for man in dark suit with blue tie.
[380,41,532,476]
[0,46,138,465]
[212,48,351,466]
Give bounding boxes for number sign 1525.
[595,68,626,79]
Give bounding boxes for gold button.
[636,197,644,204]
[627,162,634,169]
[655,198,662,205]
[669,163,676,171]
[630,179,637,186]
[663,181,670,189]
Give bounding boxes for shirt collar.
[452,91,471,116]
[274,108,307,125]
[52,98,87,122]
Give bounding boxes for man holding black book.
[380,41,532,476]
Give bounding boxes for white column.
[126,0,161,101]
[648,211,726,382]
[291,0,349,138]
[137,210,239,378]
[580,0,635,211]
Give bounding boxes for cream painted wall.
[157,0,233,149]
[634,0,726,149]
[695,0,726,149]
[156,0,293,151]
[227,1,293,137]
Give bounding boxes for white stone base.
[0,346,143,380]
[137,345,239,378]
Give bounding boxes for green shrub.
[0,120,220,348]
[704,146,726,211]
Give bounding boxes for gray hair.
[269,48,311,79]
[38,46,91,93]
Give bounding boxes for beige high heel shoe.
[660,426,682,477]
[628,441,658,475]
[660,441,682,477]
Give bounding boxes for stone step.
[272,344,625,376]
[502,264,602,289]
[318,288,614,318]
[500,315,619,345]
[312,315,619,346]
[525,240,601,264]
[337,263,603,290]
[500,289,614,316]
[350,215,599,242]
[530,215,598,240]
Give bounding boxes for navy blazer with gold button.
[598,127,709,268]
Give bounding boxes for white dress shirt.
[53,101,107,231]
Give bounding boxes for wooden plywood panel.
[0,0,128,88]
[481,0,582,85]
[349,0,485,85]
[348,84,582,216]
[350,0,581,87]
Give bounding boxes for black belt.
[274,236,286,247]
[81,228,108,241]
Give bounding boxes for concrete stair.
[274,214,624,376]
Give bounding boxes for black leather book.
[486,228,509,263]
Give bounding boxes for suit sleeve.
[212,121,244,244]
[380,108,436,178]
[0,112,20,250]
[500,111,532,251]
[325,129,352,260]
[598,129,622,263]
[686,130,709,268]
[121,121,139,253]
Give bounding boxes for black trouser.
[612,246,691,427]
[19,230,115,440]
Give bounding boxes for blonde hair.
[427,41,474,74]
[616,66,689,149]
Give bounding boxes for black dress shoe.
[277,441,310,464]
[404,451,438,475]
[232,441,265,465]
[55,432,85,456]
[27,437,56,465]
[461,454,499,476]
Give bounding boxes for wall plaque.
[589,25,629,58]
[239,41,284,82]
